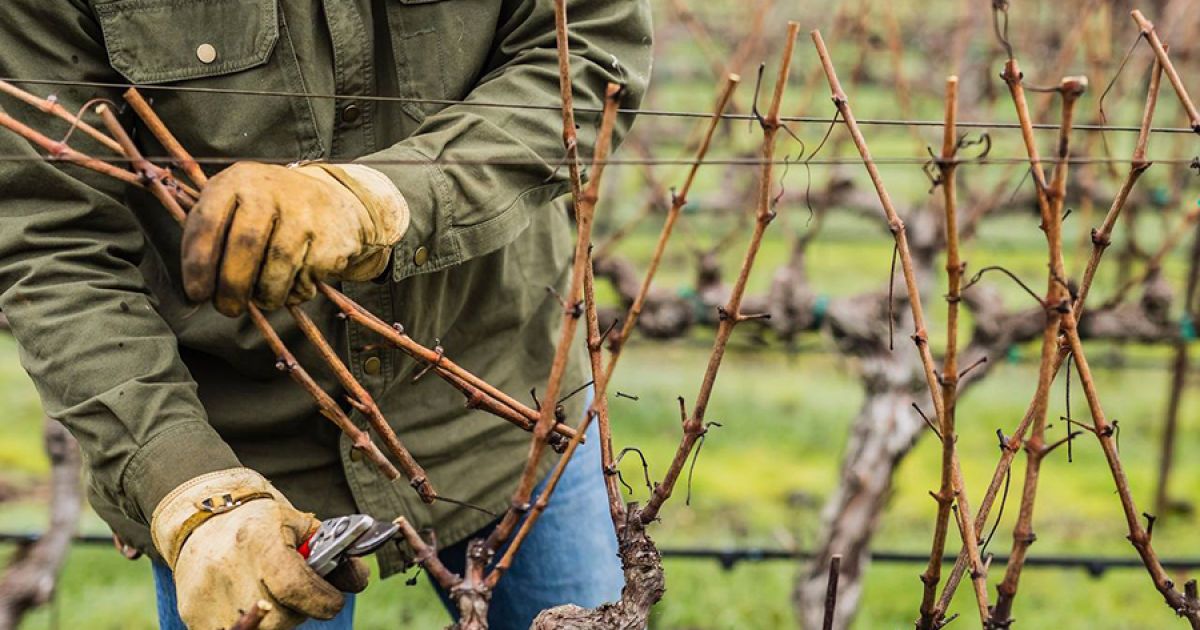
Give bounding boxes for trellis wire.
[0,155,1195,168]
[2,532,1198,578]
[3,76,1198,135]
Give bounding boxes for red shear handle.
[297,532,317,559]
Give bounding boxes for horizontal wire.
[658,546,1200,575]
[6,531,1199,576]
[0,154,1197,168]
[3,76,1198,136]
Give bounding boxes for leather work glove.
[151,468,369,630]
[181,162,410,316]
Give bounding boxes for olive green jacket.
[0,0,650,575]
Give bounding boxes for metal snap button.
[341,104,362,123]
[196,44,217,64]
[413,246,429,267]
[363,356,382,375]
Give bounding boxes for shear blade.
[345,521,400,557]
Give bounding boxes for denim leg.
[152,560,356,629]
[432,418,624,630]
[152,561,185,630]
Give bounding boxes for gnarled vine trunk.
[532,508,665,630]
[0,417,83,630]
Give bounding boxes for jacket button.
[341,104,361,123]
[413,246,429,267]
[196,44,217,64]
[363,356,382,375]
[349,448,361,462]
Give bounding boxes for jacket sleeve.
[365,0,653,281]
[0,1,240,523]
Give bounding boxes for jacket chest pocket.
[384,0,499,122]
[92,0,323,167]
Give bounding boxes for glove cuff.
[150,467,287,568]
[319,163,410,243]
[301,163,410,281]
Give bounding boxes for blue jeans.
[154,421,622,629]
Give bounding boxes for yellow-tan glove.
[151,468,365,630]
[181,162,410,316]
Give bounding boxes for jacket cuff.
[122,422,242,525]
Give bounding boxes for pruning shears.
[298,514,400,576]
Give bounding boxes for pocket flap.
[95,0,279,84]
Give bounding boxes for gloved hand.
[151,468,369,630]
[181,162,410,316]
